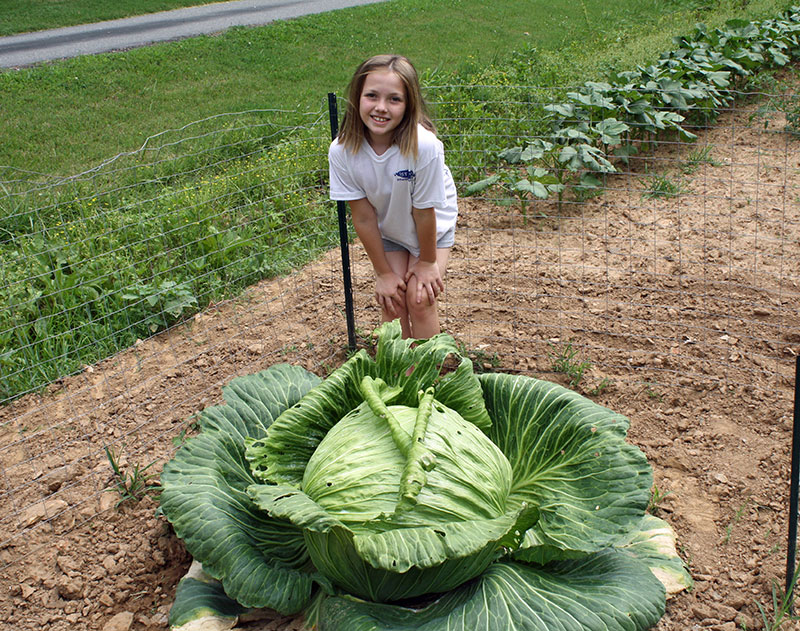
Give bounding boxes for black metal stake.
[786,355,800,600]
[327,92,357,351]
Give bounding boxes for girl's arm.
[408,206,444,305]
[348,198,407,315]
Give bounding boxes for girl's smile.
[359,70,407,152]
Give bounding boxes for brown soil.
[1,97,799,631]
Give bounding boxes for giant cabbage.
[160,321,690,630]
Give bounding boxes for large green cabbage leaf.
[159,364,321,613]
[318,551,665,631]
[478,372,652,560]
[248,480,537,601]
[617,514,693,596]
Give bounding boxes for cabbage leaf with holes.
[160,321,690,631]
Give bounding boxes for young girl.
[329,54,458,340]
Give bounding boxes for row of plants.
[463,6,800,215]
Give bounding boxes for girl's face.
[358,70,407,150]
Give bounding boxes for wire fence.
[0,84,798,586]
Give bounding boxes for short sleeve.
[328,140,365,201]
[411,141,447,209]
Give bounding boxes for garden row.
[464,6,800,213]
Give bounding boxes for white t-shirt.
[328,125,458,257]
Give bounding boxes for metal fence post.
[327,92,357,351]
[787,355,800,601]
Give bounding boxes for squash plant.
[465,7,800,215]
[160,321,690,630]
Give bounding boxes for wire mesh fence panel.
[0,103,353,572]
[407,85,799,395]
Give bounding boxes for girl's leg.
[406,248,450,339]
[383,250,412,338]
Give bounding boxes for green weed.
[647,485,673,516]
[754,569,800,630]
[587,377,614,397]
[642,173,686,199]
[549,340,591,387]
[723,499,750,544]
[641,381,664,402]
[171,417,198,448]
[104,445,160,507]
[457,342,501,374]
[682,145,721,173]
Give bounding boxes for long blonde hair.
[337,54,435,159]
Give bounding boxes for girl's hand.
[375,272,407,315]
[406,260,444,306]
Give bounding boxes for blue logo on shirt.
[394,169,415,182]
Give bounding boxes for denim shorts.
[382,227,455,253]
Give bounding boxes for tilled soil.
[1,97,799,631]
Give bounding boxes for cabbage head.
[160,321,690,631]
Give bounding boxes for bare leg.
[406,248,450,339]
[383,250,412,338]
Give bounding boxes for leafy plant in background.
[0,126,337,403]
[160,322,691,631]
[122,280,199,334]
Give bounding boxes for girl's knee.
[405,293,436,320]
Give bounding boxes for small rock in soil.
[56,578,83,600]
[713,604,739,621]
[102,611,134,631]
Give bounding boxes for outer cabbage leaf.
[478,373,652,558]
[169,569,245,630]
[249,320,490,487]
[160,365,321,613]
[616,514,693,596]
[201,363,320,442]
[318,551,665,631]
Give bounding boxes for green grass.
[0,0,791,178]
[0,0,214,36]
[104,445,160,507]
[549,340,592,387]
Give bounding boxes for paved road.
[0,0,386,68]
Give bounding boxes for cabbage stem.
[360,376,412,456]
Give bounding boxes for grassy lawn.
[0,0,791,178]
[0,0,215,36]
